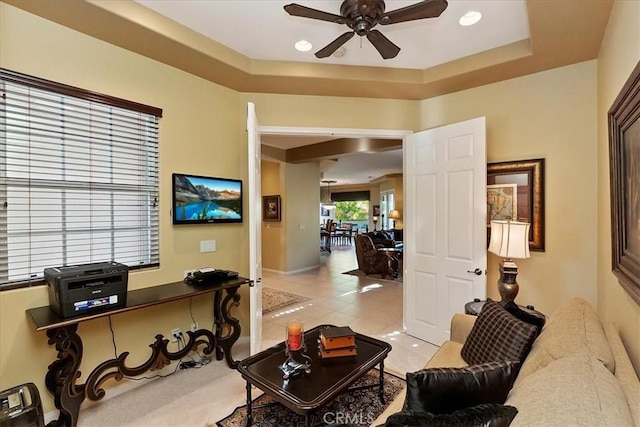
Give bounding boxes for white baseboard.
[262,265,320,275]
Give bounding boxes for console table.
[26,277,250,427]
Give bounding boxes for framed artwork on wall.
[263,195,281,222]
[487,183,518,224]
[487,158,545,251]
[608,60,640,304]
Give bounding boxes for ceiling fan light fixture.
[295,39,313,52]
[333,47,347,57]
[459,11,482,27]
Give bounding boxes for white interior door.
[247,102,263,355]
[404,117,487,346]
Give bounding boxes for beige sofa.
[373,298,640,426]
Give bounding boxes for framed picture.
[487,158,545,251]
[372,205,381,216]
[608,60,640,304]
[487,183,518,224]
[321,206,330,217]
[263,195,281,222]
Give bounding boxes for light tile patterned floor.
[261,244,438,376]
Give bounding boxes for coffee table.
[237,325,392,426]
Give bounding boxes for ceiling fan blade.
[284,3,345,24]
[366,30,400,59]
[315,31,355,58]
[380,0,448,25]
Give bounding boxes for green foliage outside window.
[335,201,369,221]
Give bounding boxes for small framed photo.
[263,195,281,222]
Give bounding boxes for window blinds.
[0,69,161,288]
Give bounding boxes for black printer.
[44,261,128,318]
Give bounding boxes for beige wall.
[597,0,640,374]
[420,61,599,315]
[285,163,322,272]
[0,4,249,412]
[241,93,420,131]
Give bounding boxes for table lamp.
[488,220,530,304]
[389,209,400,229]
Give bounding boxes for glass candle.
[286,320,303,351]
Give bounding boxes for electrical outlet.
[191,322,198,332]
[170,328,182,343]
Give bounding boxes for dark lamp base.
[497,260,520,304]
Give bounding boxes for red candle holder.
[286,320,304,351]
[282,319,311,379]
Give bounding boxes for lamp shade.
[389,209,401,220]
[488,220,531,259]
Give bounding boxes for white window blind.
[0,69,162,289]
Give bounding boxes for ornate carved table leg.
[85,329,216,402]
[44,325,86,427]
[214,286,242,368]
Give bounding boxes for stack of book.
[319,326,357,359]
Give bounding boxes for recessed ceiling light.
[459,11,482,26]
[294,40,313,52]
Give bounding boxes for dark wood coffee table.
[237,325,392,426]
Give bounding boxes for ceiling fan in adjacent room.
[284,0,448,59]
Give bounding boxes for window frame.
[0,68,162,290]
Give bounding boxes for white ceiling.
[135,0,530,70]
[133,0,531,185]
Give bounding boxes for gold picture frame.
[487,158,545,251]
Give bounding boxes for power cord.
[107,316,197,380]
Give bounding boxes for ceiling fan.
[284,0,448,60]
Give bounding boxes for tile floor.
[260,244,438,376]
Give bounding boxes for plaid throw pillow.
[461,299,538,365]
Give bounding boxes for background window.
[0,69,162,289]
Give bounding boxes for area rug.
[216,369,404,427]
[343,269,403,283]
[262,287,311,315]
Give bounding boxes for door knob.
[467,268,482,276]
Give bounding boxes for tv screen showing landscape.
[172,173,242,224]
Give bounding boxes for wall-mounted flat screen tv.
[172,173,242,224]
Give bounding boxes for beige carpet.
[77,344,251,427]
[262,287,311,315]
